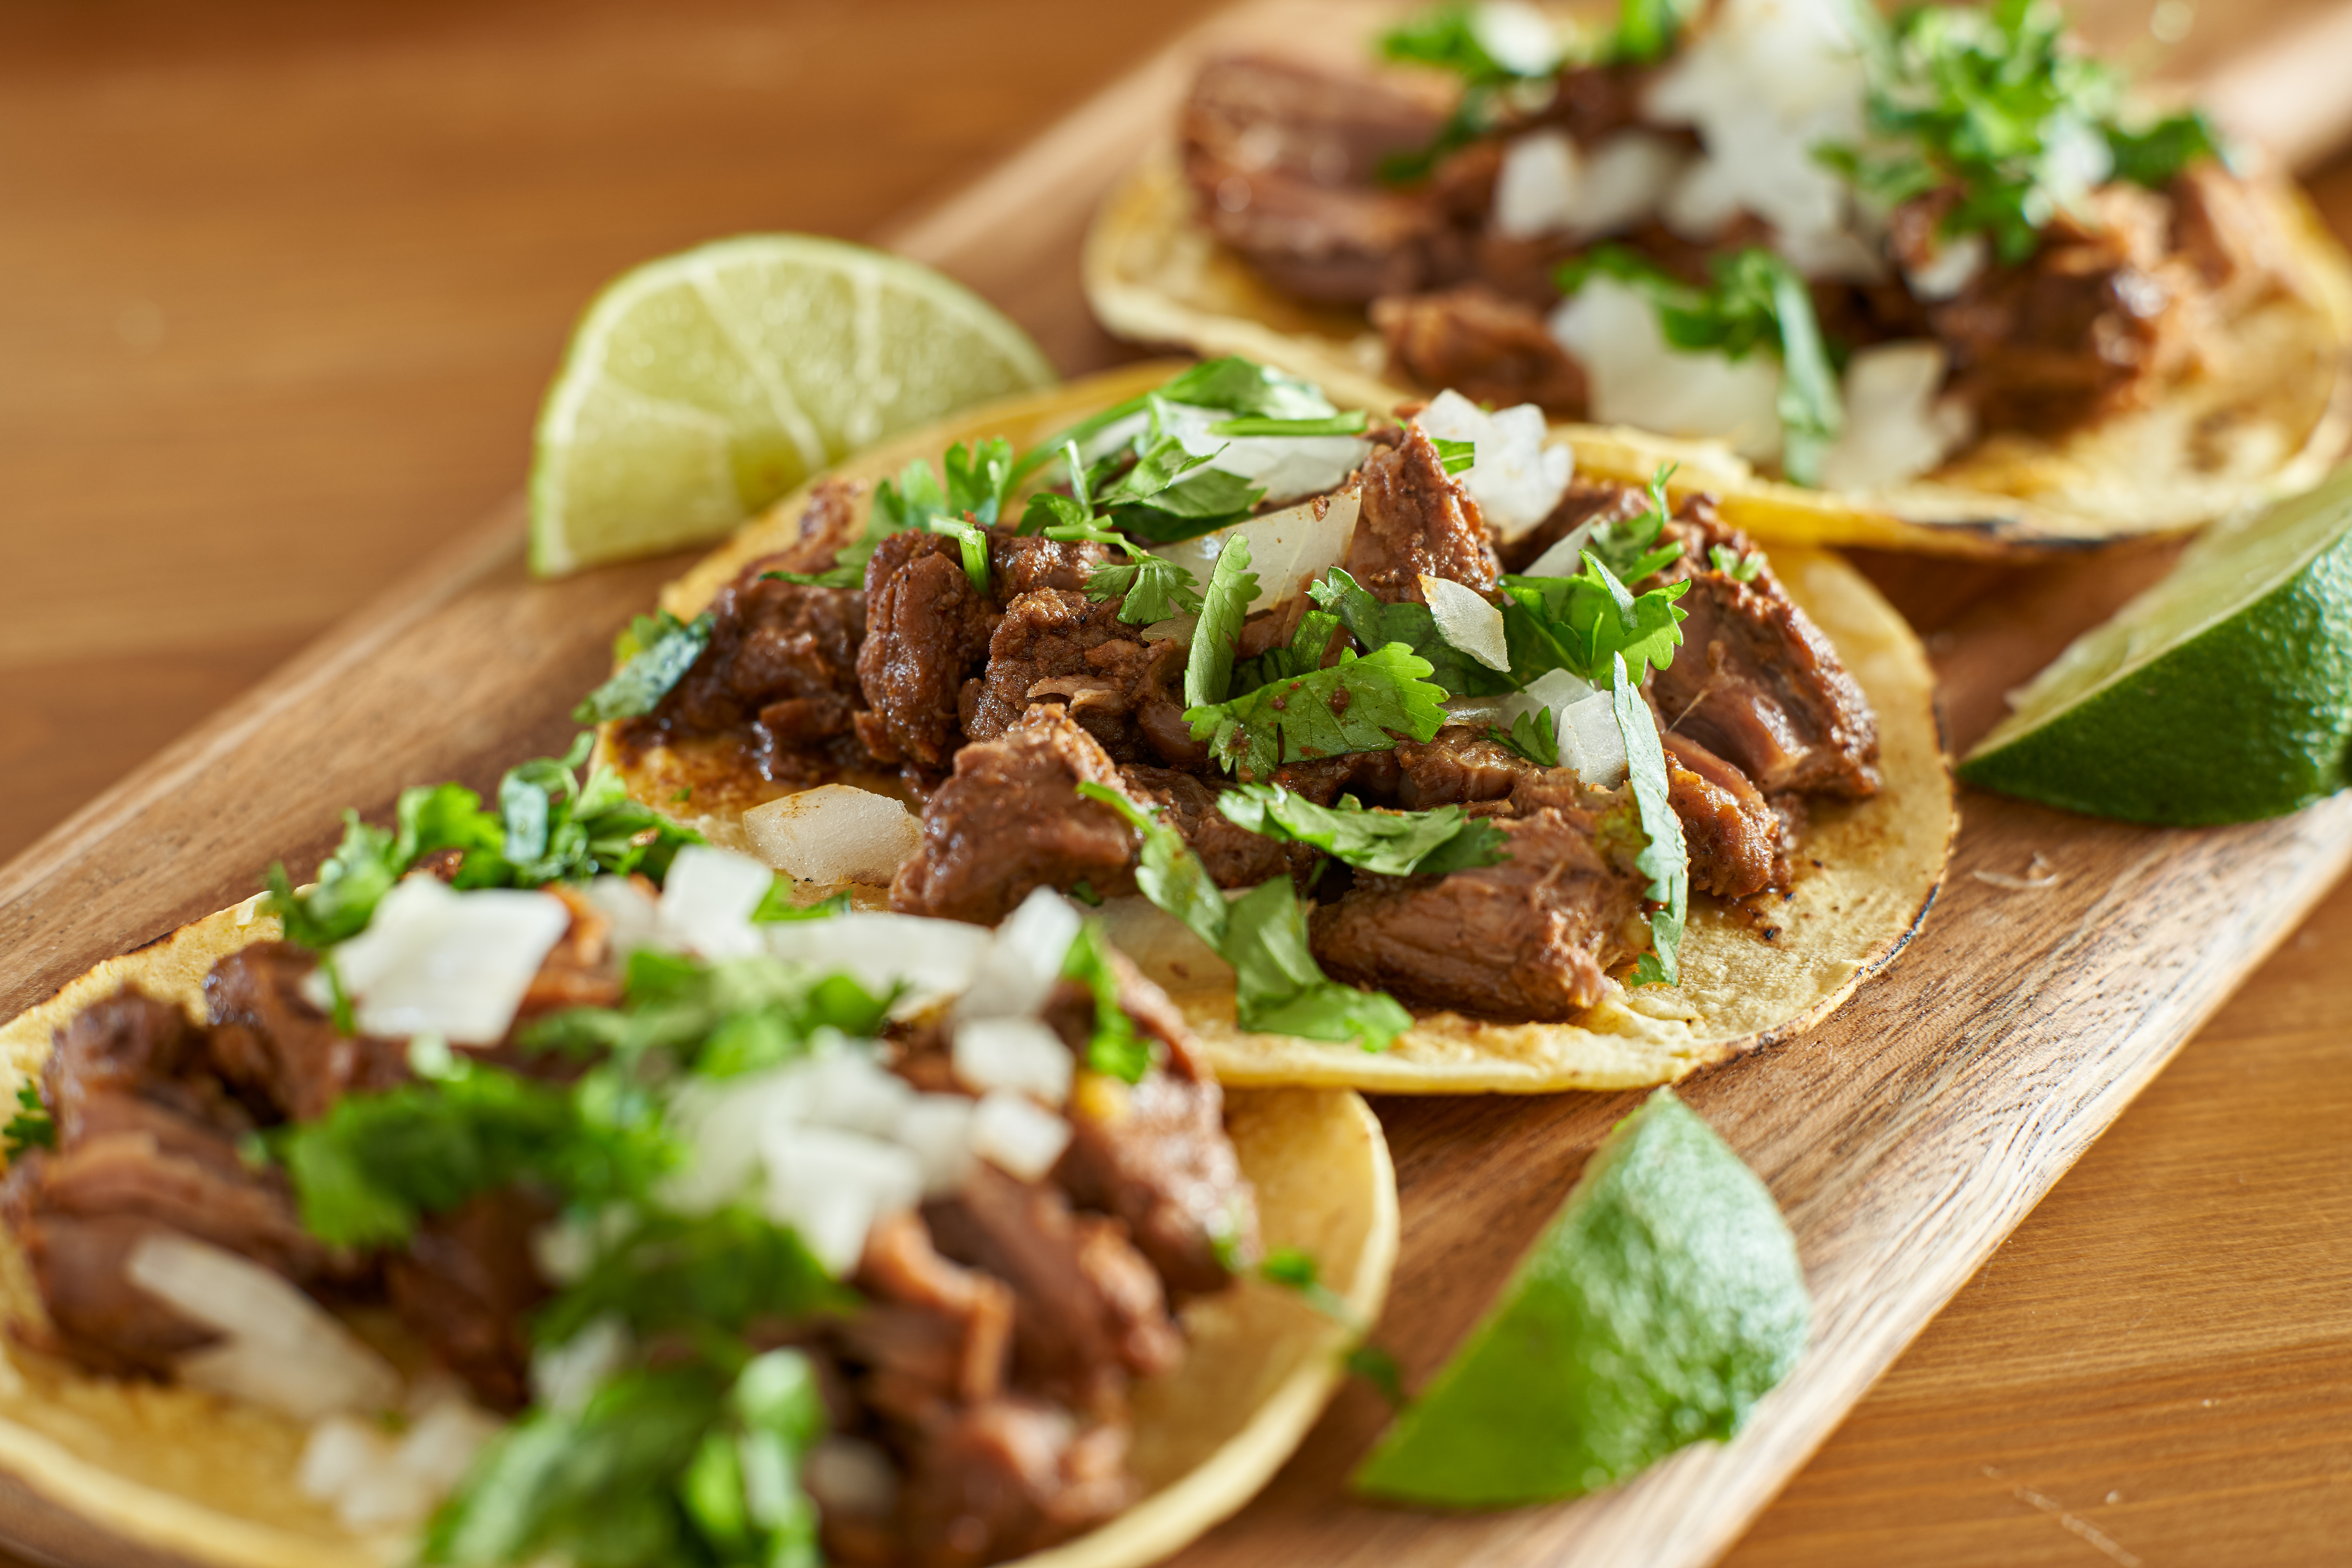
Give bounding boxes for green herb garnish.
[1215,785,1508,878]
[573,610,714,724]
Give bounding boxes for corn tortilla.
[0,898,1398,1568]
[1082,149,2352,559]
[604,365,1956,1094]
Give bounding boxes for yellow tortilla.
[1083,148,2352,558]
[604,366,1955,1095]
[0,899,1398,1568]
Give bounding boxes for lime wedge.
[530,235,1056,576]
[1352,1089,1808,1507]
[1961,466,2352,824]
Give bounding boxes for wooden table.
[2,2,2347,1563]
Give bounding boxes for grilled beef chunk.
[1388,727,1528,809]
[1345,427,1501,602]
[963,591,1192,765]
[1371,285,1589,416]
[892,708,1143,924]
[384,1189,552,1412]
[2,991,333,1378]
[204,942,408,1124]
[846,1210,1015,1428]
[1181,54,1457,303]
[989,534,1110,600]
[1044,958,1258,1296]
[515,884,626,1018]
[1311,803,1648,1020]
[1115,764,1310,890]
[900,1396,1136,1568]
[1664,731,1786,899]
[643,556,869,772]
[858,532,1001,770]
[1646,501,1879,799]
[923,1163,1184,1416]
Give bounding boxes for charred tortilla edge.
[0,902,1398,1568]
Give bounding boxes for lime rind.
[1351,1089,1809,1508]
[1961,465,2352,824]
[530,235,1056,576]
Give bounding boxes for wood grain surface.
[4,2,2350,1566]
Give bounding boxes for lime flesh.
[530,235,1055,576]
[1351,1089,1809,1508]
[1961,464,2352,824]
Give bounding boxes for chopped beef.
[962,591,1191,766]
[1663,730,1786,900]
[1903,183,2194,434]
[1646,500,1880,799]
[922,1163,1184,1416]
[1387,726,1530,809]
[899,1396,1135,1568]
[1527,61,1658,144]
[1500,480,1655,573]
[1181,54,1461,303]
[384,1189,552,1413]
[515,883,625,1018]
[1115,764,1309,889]
[1345,426,1502,602]
[846,1210,1014,1428]
[892,708,1143,924]
[1310,804,1649,1019]
[203,942,409,1125]
[2169,160,2295,315]
[1371,285,1589,416]
[989,534,1110,600]
[857,532,1000,771]
[2,992,333,1378]
[641,557,869,768]
[1045,957,1257,1296]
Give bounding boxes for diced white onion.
[1156,401,1372,507]
[954,887,1081,1022]
[392,1389,502,1496]
[662,1067,811,1215]
[129,1234,401,1422]
[1494,130,1681,243]
[583,875,661,956]
[1522,521,1601,581]
[309,879,570,1046]
[1470,0,1562,77]
[1549,278,1784,463]
[804,1436,902,1518]
[1494,130,1582,240]
[1151,487,1361,616]
[1818,341,1975,492]
[1903,232,1988,301]
[1414,391,1573,540]
[1418,575,1511,672]
[1571,132,1689,238]
[764,913,993,1011]
[795,1050,916,1138]
[895,1094,978,1197]
[659,844,776,960]
[953,1017,1074,1105]
[741,785,922,887]
[1495,667,1596,735]
[762,1126,925,1276]
[299,1387,499,1531]
[969,1091,1073,1182]
[1558,690,1630,788]
[530,1316,632,1415]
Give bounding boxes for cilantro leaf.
[1100,433,1266,545]
[1185,534,1258,711]
[1606,0,1700,64]
[1185,642,1450,780]
[1379,2,1517,83]
[1308,566,1517,697]
[573,611,713,724]
[1221,879,1412,1050]
[1075,782,1229,953]
[1429,436,1475,476]
[1232,603,1339,696]
[1207,411,1370,438]
[1062,922,1153,1083]
[534,1209,849,1350]
[1709,543,1765,582]
[2107,108,2226,189]
[1586,465,1684,584]
[1610,653,1688,987]
[4,1082,53,1156]
[1152,357,1337,420]
[1215,785,1508,877]
[1087,552,1205,625]
[1498,557,1690,687]
[526,949,895,1079]
[1492,706,1560,767]
[262,811,400,949]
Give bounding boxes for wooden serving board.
[6,4,2352,1567]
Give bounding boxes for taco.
[1082,0,2352,555]
[0,743,1396,1568]
[593,355,1953,1093]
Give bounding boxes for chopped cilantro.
[3,1083,53,1156]
[1151,357,1338,421]
[2107,107,2227,189]
[1605,0,1700,64]
[1215,785,1508,878]
[534,1210,848,1350]
[1611,653,1688,986]
[1232,602,1341,696]
[526,949,895,1078]
[1087,552,1205,625]
[1499,555,1690,688]
[1492,706,1560,768]
[1709,543,1765,582]
[1430,436,1476,476]
[1308,566,1516,698]
[749,886,849,924]
[1184,641,1451,780]
[1184,533,1258,711]
[1374,2,1552,183]
[573,610,714,724]
[1062,921,1154,1083]
[1207,411,1369,438]
[1586,464,1686,584]
[1077,783,1409,1050]
[1096,431,1266,545]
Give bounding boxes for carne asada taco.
[1083,0,2352,555]
[0,744,1397,1568]
[594,356,1952,1093]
